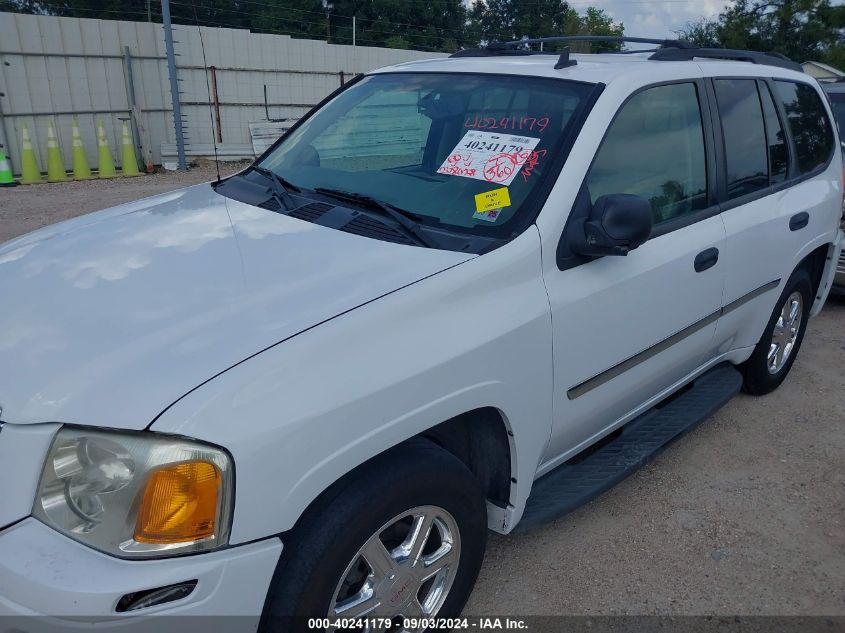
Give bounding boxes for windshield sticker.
[473,208,503,222]
[437,131,542,186]
[474,187,511,215]
[464,115,550,134]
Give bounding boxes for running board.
[515,364,742,532]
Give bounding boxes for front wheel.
[260,439,487,632]
[741,267,812,395]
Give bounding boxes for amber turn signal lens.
[134,461,221,544]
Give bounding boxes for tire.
[740,266,812,395]
[259,438,487,632]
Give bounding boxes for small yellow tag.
[474,187,511,214]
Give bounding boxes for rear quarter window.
[774,80,835,174]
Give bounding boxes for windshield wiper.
[252,166,300,211]
[314,187,438,249]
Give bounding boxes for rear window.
[774,80,835,174]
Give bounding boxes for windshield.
[256,72,595,237]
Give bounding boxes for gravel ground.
[1,166,843,616]
[0,161,250,244]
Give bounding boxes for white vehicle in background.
[820,79,845,290]
[0,36,841,631]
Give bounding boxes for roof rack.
[450,36,802,73]
[649,46,802,72]
[487,36,695,50]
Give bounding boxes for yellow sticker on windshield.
[474,187,511,214]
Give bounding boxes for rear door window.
[585,82,708,226]
[774,80,835,174]
[714,79,769,199]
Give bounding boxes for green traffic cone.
[0,149,17,186]
[119,120,141,177]
[19,123,43,185]
[71,117,93,180]
[46,120,69,182]
[96,120,116,179]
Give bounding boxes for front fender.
[152,227,554,542]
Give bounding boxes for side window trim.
[703,78,727,204]
[755,80,775,186]
[755,79,791,186]
[762,78,798,180]
[557,78,718,270]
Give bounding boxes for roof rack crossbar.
[489,36,695,50]
[649,47,802,72]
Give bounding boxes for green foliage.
[468,0,623,52]
[2,0,626,54]
[678,0,844,68]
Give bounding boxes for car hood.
[0,184,472,429]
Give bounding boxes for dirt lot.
[1,166,843,616]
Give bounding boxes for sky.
[576,0,845,39]
[576,0,731,39]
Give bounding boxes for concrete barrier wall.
[0,11,445,175]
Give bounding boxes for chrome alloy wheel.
[768,291,803,374]
[328,505,461,631]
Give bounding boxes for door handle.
[789,212,809,231]
[694,247,719,273]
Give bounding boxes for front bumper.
[0,518,281,629]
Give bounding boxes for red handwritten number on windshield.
[464,115,550,134]
[483,153,519,183]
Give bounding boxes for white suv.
[0,37,842,629]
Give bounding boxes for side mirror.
[569,193,653,257]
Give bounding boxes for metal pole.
[0,60,12,165]
[122,46,144,168]
[161,0,187,170]
[210,65,222,143]
[352,16,356,47]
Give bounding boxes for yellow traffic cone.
[46,120,68,182]
[0,149,17,187]
[96,120,116,179]
[119,120,140,177]
[70,117,92,180]
[20,123,44,185]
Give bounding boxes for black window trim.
[711,76,838,214]
[557,77,719,270]
[756,79,790,187]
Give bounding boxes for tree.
[678,0,845,68]
[467,0,623,52]
[1,0,624,53]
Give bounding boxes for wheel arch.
[418,407,515,511]
[802,242,829,304]
[280,407,516,539]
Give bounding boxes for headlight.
[33,427,233,558]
